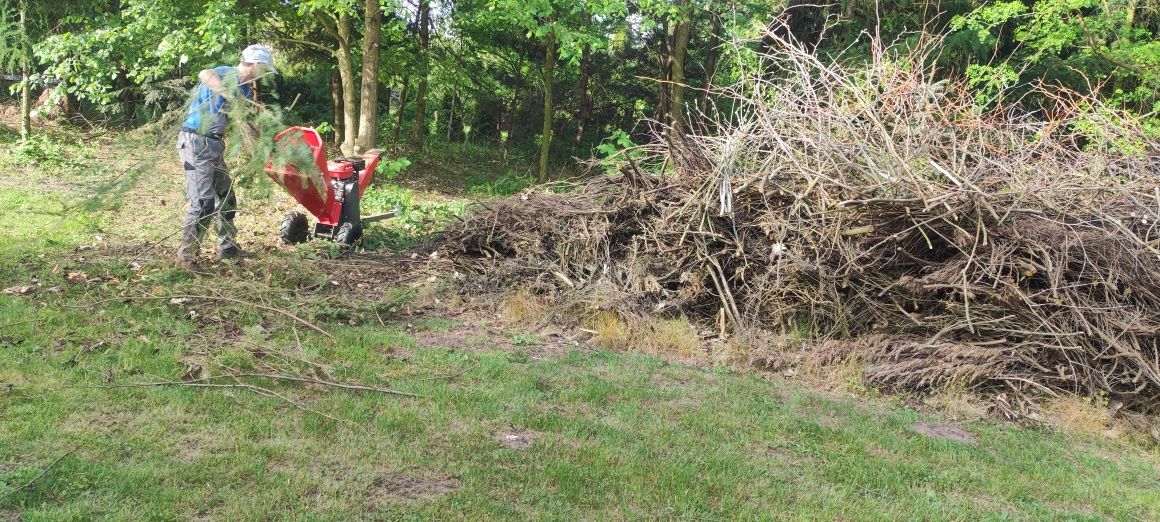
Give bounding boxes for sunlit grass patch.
[499,289,550,325]
[638,316,701,358]
[584,310,630,350]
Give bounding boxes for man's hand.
[198,69,231,100]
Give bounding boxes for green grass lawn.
[2,128,1160,520]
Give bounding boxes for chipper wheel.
[280,211,310,245]
[333,222,362,246]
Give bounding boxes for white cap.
[241,44,277,74]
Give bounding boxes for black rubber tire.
[333,222,361,245]
[280,211,310,245]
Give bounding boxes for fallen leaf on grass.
[1,285,35,296]
[66,271,88,284]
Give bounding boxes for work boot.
[218,244,251,262]
[218,245,239,260]
[176,254,198,271]
[176,243,198,270]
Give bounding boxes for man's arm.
[198,69,231,99]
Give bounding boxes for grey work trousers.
[176,131,238,260]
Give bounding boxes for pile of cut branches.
[437,31,1160,410]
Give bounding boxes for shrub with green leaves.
[466,170,535,197]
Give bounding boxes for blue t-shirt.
[182,66,254,136]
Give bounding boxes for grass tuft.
[1042,395,1113,439]
[585,311,630,350]
[639,317,702,359]
[499,289,549,325]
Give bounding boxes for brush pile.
[438,33,1160,409]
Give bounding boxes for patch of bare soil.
[312,252,434,299]
[757,443,807,465]
[171,430,226,462]
[64,408,138,436]
[910,422,979,444]
[416,327,480,350]
[650,370,696,390]
[370,473,460,502]
[497,428,537,450]
[413,316,580,359]
[0,508,22,521]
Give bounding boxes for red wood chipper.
[264,126,395,245]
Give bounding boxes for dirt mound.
[434,33,1160,411]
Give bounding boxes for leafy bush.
[595,130,646,175]
[5,134,90,172]
[361,184,465,250]
[466,170,535,197]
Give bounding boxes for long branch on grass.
[394,363,479,382]
[62,380,365,428]
[222,372,426,398]
[128,225,185,264]
[0,318,44,330]
[85,294,334,339]
[0,449,74,502]
[63,372,424,398]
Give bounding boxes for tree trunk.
[337,12,358,155]
[118,66,138,124]
[331,68,343,146]
[355,0,383,152]
[394,76,409,142]
[539,26,555,180]
[654,19,670,125]
[1119,0,1141,110]
[501,55,523,160]
[445,93,456,141]
[573,43,592,148]
[19,0,31,142]
[669,2,693,136]
[700,12,721,111]
[411,0,431,149]
[381,84,391,128]
[843,0,857,19]
[1124,0,1139,34]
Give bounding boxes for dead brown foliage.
[436,31,1160,411]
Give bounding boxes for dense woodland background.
[2,0,1158,176]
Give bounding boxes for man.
[176,44,277,269]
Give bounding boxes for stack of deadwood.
[437,32,1160,409]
